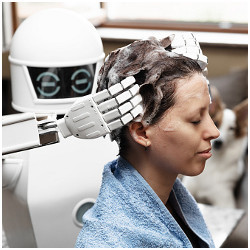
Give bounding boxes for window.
[9,1,248,36]
[101,1,248,33]
[15,2,105,27]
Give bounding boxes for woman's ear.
[128,122,151,148]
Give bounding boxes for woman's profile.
[75,33,220,248]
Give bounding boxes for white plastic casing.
[8,8,105,114]
[2,158,23,189]
[2,113,40,154]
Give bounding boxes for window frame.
[99,2,248,34]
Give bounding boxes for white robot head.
[9,8,105,114]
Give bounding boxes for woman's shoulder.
[75,215,185,248]
[75,220,122,248]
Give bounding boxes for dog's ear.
[233,99,248,138]
[209,86,225,128]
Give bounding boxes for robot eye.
[28,67,62,99]
[70,69,93,95]
[35,71,61,98]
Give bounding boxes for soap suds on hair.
[97,36,177,124]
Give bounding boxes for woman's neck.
[122,148,177,205]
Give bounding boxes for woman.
[75,34,220,248]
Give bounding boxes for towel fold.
[75,157,215,248]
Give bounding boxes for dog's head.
[209,86,248,150]
[209,86,225,129]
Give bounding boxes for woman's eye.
[191,120,201,125]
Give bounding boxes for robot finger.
[116,90,132,105]
[115,84,140,105]
[197,54,208,64]
[182,33,195,39]
[183,37,198,47]
[171,47,187,54]
[171,33,201,51]
[182,52,199,60]
[98,85,140,113]
[98,98,118,113]
[102,102,132,123]
[130,104,143,120]
[172,46,201,56]
[107,113,133,131]
[107,103,143,131]
[93,76,136,104]
[130,94,143,107]
[171,34,186,48]
[102,93,142,123]
[171,33,194,48]
[186,46,201,54]
[92,89,111,103]
[102,109,120,123]
[93,83,125,104]
[120,76,136,89]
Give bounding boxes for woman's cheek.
[158,120,182,132]
[157,111,181,132]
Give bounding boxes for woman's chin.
[185,162,206,177]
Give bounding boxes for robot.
[2,8,142,247]
[2,8,207,247]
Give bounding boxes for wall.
[2,51,11,79]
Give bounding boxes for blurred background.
[2,1,248,248]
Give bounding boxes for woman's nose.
[204,115,220,140]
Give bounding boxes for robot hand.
[57,76,143,139]
[170,33,208,72]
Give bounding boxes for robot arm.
[2,76,143,155]
[2,113,59,155]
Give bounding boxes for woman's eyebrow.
[188,106,207,115]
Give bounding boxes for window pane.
[16,2,103,25]
[105,0,248,25]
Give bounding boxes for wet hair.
[97,36,202,154]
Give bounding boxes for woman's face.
[146,73,220,176]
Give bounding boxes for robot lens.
[36,71,61,98]
[28,64,96,99]
[71,69,93,95]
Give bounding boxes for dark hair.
[97,37,202,154]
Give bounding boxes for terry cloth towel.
[75,157,215,248]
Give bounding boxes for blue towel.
[75,157,215,248]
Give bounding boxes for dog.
[182,86,248,208]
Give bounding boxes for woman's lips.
[197,148,212,159]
